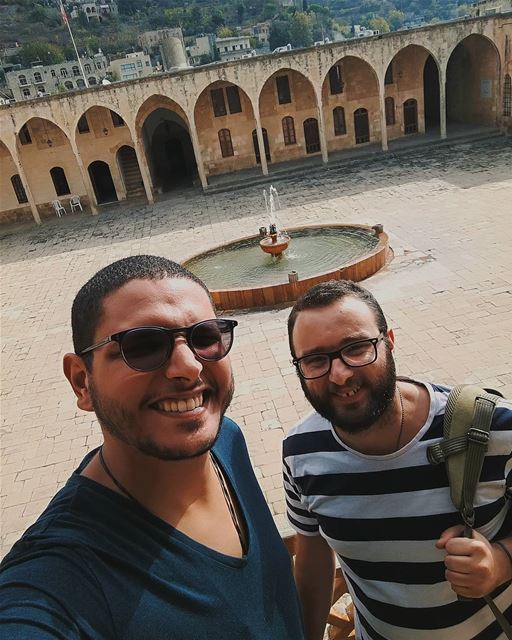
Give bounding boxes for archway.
[446,34,500,129]
[117,145,145,198]
[88,160,117,204]
[252,128,271,164]
[423,55,440,130]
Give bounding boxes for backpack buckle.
[467,428,490,445]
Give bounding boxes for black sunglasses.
[78,319,238,372]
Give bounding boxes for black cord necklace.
[97,446,247,554]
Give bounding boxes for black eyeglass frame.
[77,318,238,371]
[292,333,386,380]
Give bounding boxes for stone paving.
[1,137,512,557]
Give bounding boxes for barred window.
[385,97,395,125]
[329,65,344,95]
[276,75,291,104]
[333,107,346,136]
[77,114,90,133]
[211,88,227,117]
[18,74,27,85]
[11,174,28,204]
[19,124,32,145]
[282,116,296,145]
[34,72,42,83]
[60,68,68,78]
[218,129,234,157]
[504,74,511,117]
[72,66,80,76]
[226,86,242,114]
[50,167,70,196]
[111,110,125,127]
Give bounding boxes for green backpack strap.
[427,384,512,639]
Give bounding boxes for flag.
[59,0,68,25]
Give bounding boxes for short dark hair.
[72,255,212,367]
[287,280,388,357]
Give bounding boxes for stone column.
[439,67,447,140]
[13,153,41,225]
[254,109,269,176]
[379,86,389,152]
[316,90,329,163]
[186,113,208,191]
[132,135,154,204]
[69,139,98,215]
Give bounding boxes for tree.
[290,11,313,48]
[268,20,291,50]
[369,16,390,33]
[388,10,405,31]
[262,1,278,20]
[236,2,245,23]
[217,26,235,38]
[20,41,65,66]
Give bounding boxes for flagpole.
[59,0,89,88]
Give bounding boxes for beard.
[301,347,397,435]
[88,373,235,461]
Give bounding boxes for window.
[34,72,42,83]
[384,64,393,85]
[76,78,85,88]
[96,62,102,70]
[50,167,71,196]
[329,65,344,95]
[121,63,136,71]
[226,85,242,114]
[218,129,234,157]
[333,107,346,136]
[77,114,90,133]
[110,111,125,127]
[276,75,291,104]
[137,60,143,68]
[51,69,56,77]
[385,97,395,125]
[88,77,97,85]
[11,175,28,204]
[504,74,511,117]
[19,124,32,145]
[211,88,227,117]
[22,88,31,98]
[282,116,296,145]
[85,64,91,73]
[72,66,80,76]
[36,85,45,95]
[64,81,74,90]
[60,68,68,78]
[19,74,27,85]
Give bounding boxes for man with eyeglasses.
[283,280,512,640]
[0,255,304,639]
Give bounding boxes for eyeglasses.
[78,319,238,372]
[292,333,385,380]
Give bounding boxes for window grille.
[333,107,346,135]
[504,74,511,117]
[211,88,227,117]
[226,86,242,114]
[218,129,234,157]
[329,65,344,95]
[282,116,296,145]
[276,75,291,104]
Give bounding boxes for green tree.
[388,9,405,30]
[20,41,65,66]
[236,2,245,23]
[290,11,313,48]
[268,20,291,49]
[262,1,278,20]
[369,16,390,33]
[217,25,235,38]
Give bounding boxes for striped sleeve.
[283,457,320,536]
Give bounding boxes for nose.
[163,337,203,381]
[328,354,354,386]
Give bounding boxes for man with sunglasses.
[283,280,512,640]
[0,255,304,639]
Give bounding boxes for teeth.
[155,394,203,413]
[343,387,360,397]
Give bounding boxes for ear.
[63,353,94,412]
[386,328,395,351]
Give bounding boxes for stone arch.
[194,80,257,176]
[136,95,198,192]
[321,56,380,153]
[446,34,500,129]
[0,139,31,223]
[382,45,440,138]
[258,68,319,164]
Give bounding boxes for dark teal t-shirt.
[0,418,304,639]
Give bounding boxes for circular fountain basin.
[184,224,390,310]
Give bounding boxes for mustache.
[141,378,205,404]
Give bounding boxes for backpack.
[427,384,512,638]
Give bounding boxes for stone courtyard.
[1,136,512,557]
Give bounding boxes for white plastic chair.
[70,195,83,213]
[52,200,66,217]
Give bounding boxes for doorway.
[117,146,144,198]
[88,160,117,204]
[403,99,418,134]
[354,108,370,144]
[303,118,320,154]
[423,55,440,130]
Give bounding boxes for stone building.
[5,53,108,101]
[1,14,511,225]
[216,36,253,62]
[108,52,153,82]
[68,0,118,22]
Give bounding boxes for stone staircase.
[119,146,145,199]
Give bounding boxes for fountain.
[183,187,391,310]
[259,186,290,257]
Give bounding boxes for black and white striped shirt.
[283,383,512,639]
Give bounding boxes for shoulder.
[283,411,341,462]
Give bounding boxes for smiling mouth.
[338,386,361,398]
[151,393,204,414]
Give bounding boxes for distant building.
[470,0,512,15]
[108,51,153,82]
[187,34,217,66]
[5,52,108,101]
[216,35,252,62]
[68,0,118,22]
[352,24,380,37]
[252,22,271,45]
[138,28,187,71]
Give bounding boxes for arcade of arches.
[1,21,511,224]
